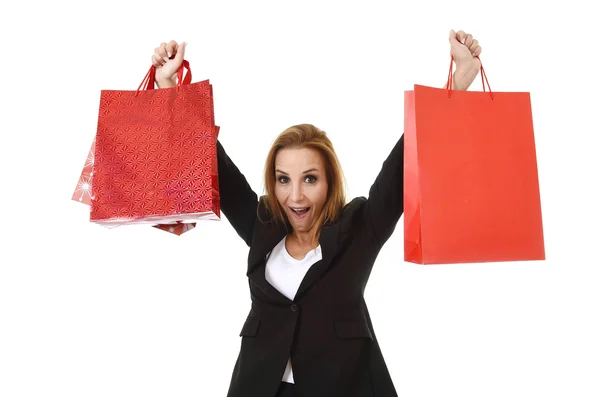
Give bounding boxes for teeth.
[292,208,308,213]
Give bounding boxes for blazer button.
[290,304,298,312]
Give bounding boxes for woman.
[152,30,482,397]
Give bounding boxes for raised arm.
[363,29,483,246]
[152,41,259,246]
[363,135,405,247]
[216,140,259,246]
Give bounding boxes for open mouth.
[290,207,310,216]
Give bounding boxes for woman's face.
[274,147,329,235]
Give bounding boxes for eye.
[277,175,290,184]
[304,175,317,183]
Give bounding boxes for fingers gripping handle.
[136,60,192,95]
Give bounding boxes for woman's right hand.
[151,41,187,88]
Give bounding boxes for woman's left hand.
[450,30,482,69]
[448,29,482,90]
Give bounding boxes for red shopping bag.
[87,60,220,227]
[73,124,221,235]
[72,139,95,206]
[72,128,221,235]
[403,58,545,264]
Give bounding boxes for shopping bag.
[72,126,221,235]
[88,60,220,227]
[72,138,95,206]
[403,57,545,264]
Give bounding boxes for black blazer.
[218,134,404,397]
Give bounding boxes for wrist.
[156,76,176,89]
[452,63,480,91]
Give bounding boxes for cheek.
[274,185,287,206]
[316,184,329,207]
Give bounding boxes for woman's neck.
[288,231,319,248]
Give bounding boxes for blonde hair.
[263,124,346,241]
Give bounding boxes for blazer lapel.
[246,200,343,303]
[246,213,290,303]
[294,221,341,299]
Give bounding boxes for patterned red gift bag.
[73,60,220,233]
[72,126,221,235]
[72,139,95,206]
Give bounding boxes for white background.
[2,1,599,396]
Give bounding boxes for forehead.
[275,147,325,170]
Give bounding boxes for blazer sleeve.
[217,140,259,247]
[363,134,404,247]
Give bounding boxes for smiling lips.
[290,207,310,217]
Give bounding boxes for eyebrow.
[275,168,319,175]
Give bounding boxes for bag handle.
[135,60,192,96]
[446,55,494,99]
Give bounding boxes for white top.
[265,236,322,383]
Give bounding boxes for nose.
[291,181,304,202]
